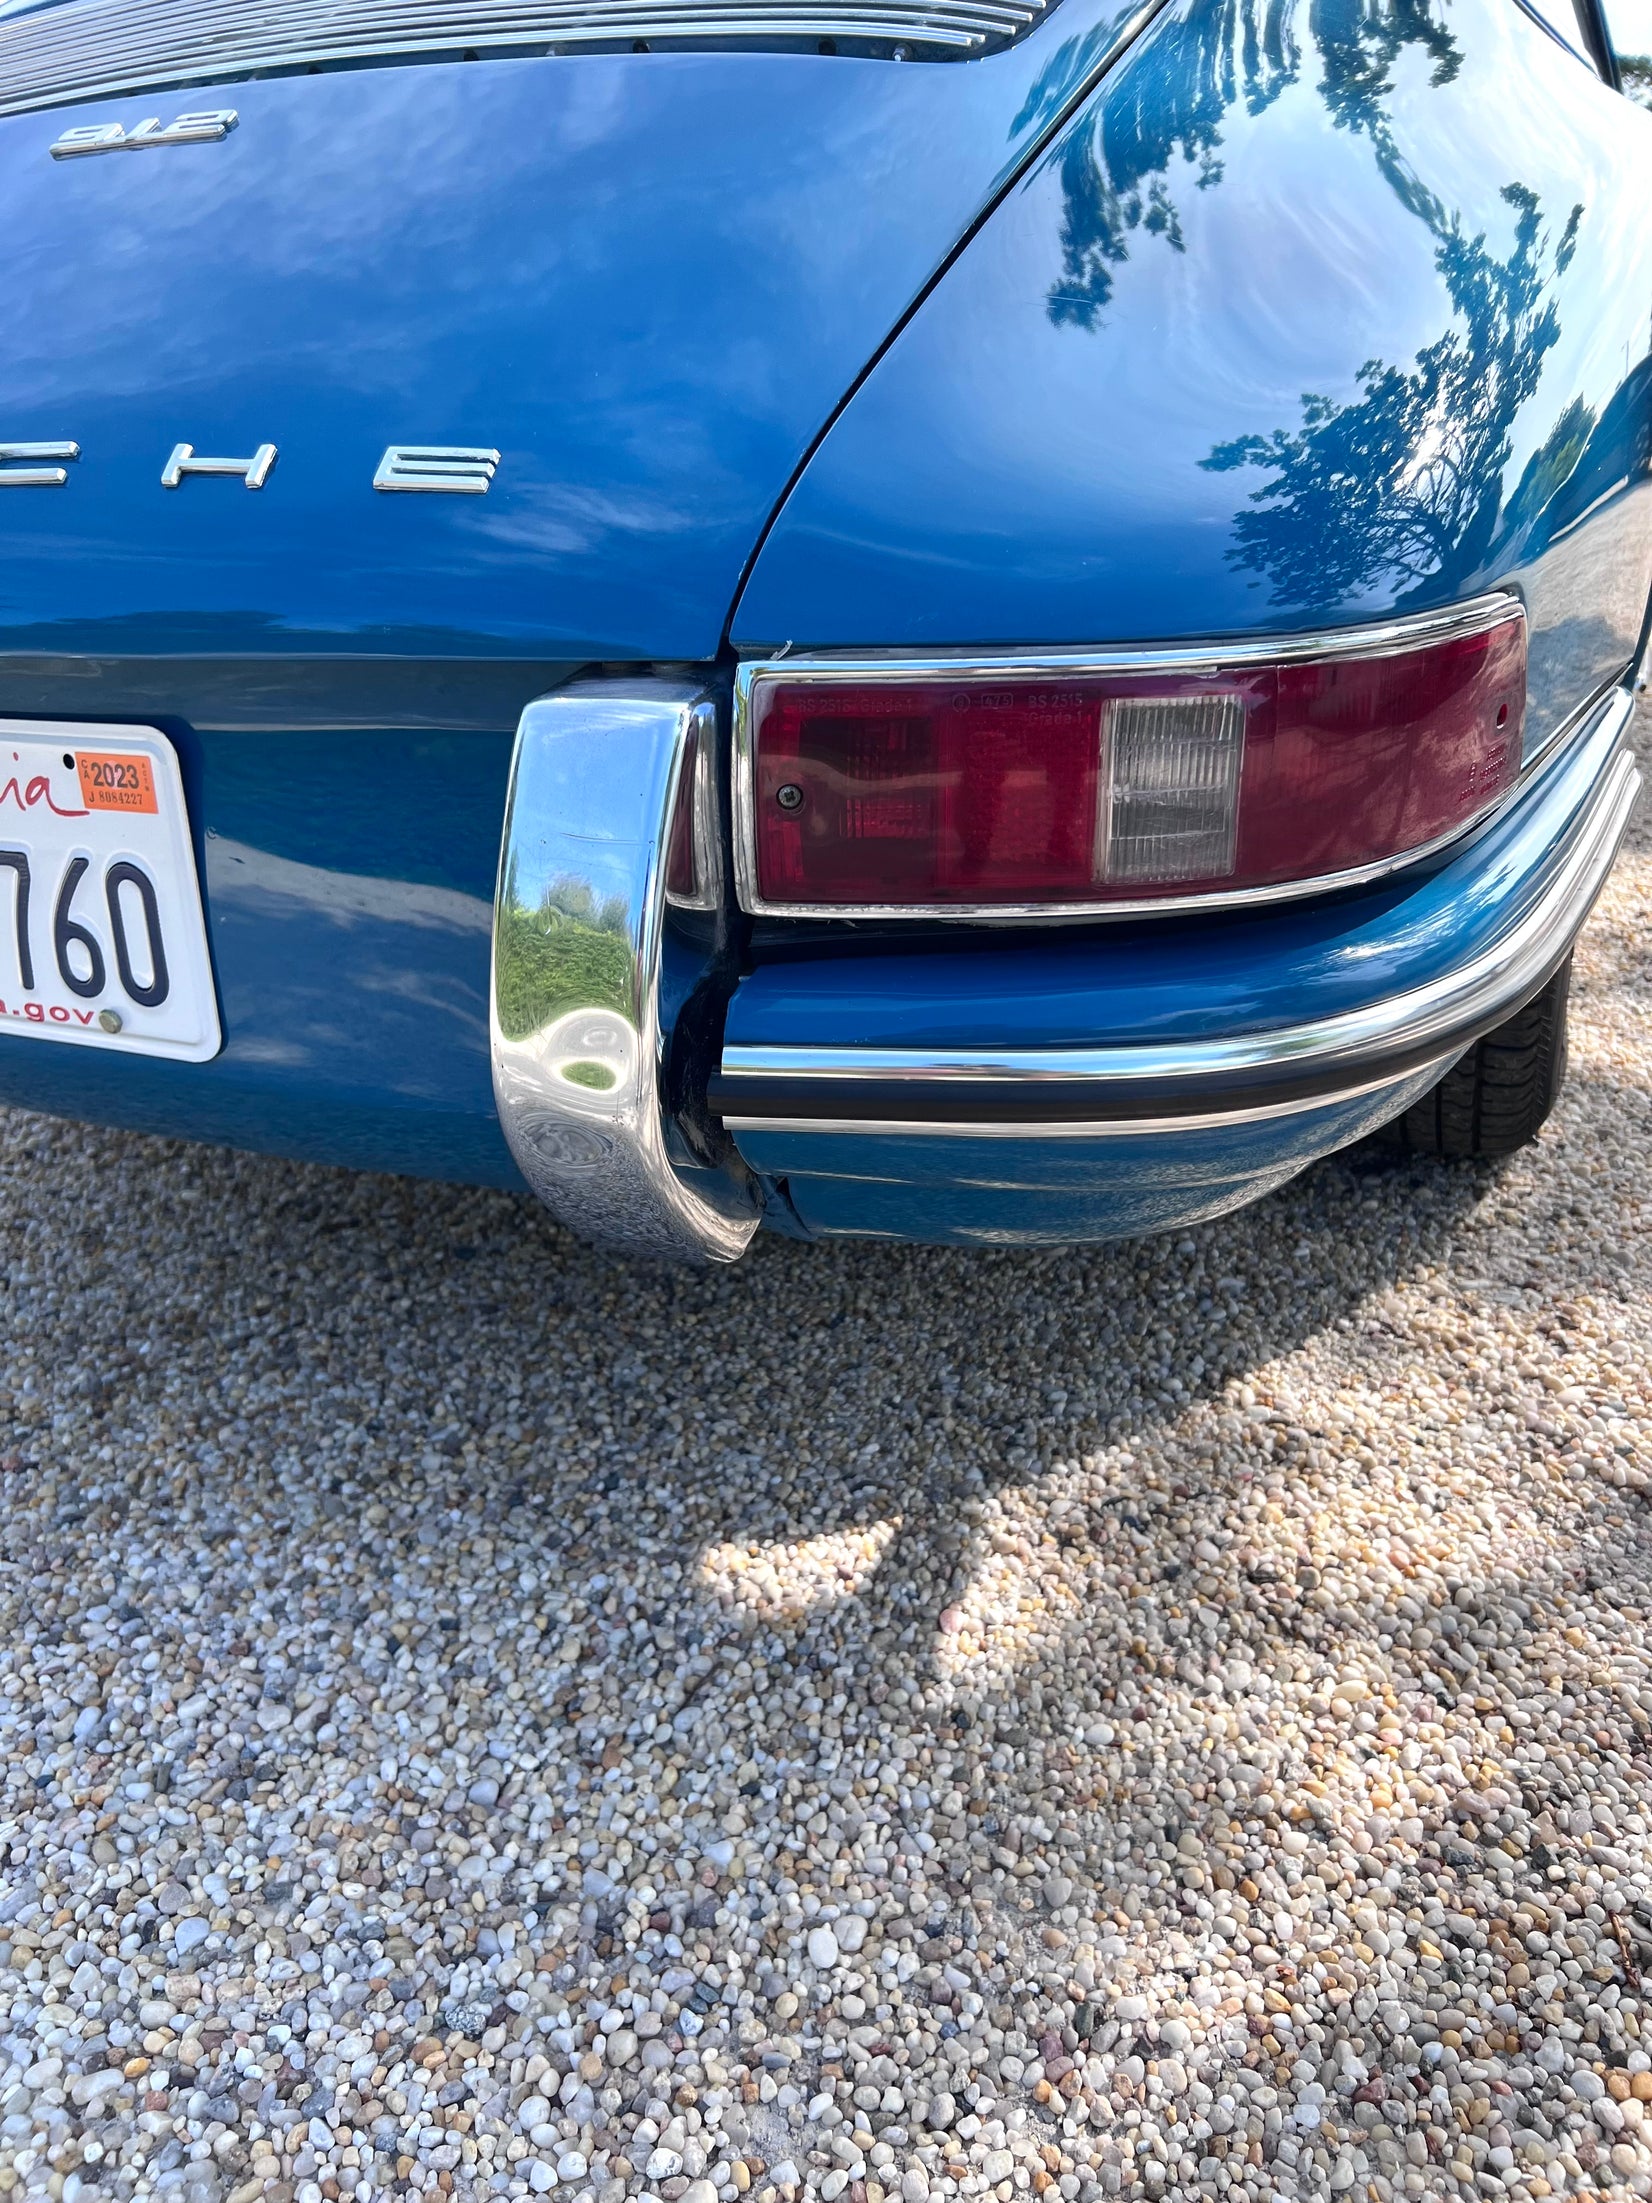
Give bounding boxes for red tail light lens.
[743,609,1525,912]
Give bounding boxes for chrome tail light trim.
[490,681,761,1264]
[731,592,1527,922]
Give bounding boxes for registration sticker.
[76,751,158,814]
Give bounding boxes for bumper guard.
[490,682,762,1263]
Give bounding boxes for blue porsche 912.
[0,0,1647,1257]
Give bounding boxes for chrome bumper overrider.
[490,682,761,1263]
[713,692,1641,1139]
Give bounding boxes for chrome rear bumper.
[489,681,761,1263]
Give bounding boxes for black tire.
[1396,953,1572,1159]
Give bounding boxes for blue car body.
[0,0,1647,1252]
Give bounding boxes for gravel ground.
[2,723,1651,2203]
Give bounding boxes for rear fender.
[732,0,1652,758]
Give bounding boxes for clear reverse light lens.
[1100,693,1244,885]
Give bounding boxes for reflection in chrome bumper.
[490,682,761,1263]
[715,694,1640,1139]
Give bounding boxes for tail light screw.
[776,783,805,812]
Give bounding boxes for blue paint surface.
[742,1070,1443,1243]
[0,677,529,1184]
[0,0,1145,660]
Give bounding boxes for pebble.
[0,725,1650,2203]
[806,1923,840,1970]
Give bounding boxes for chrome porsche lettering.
[0,438,500,493]
[51,109,237,159]
[374,446,501,494]
[0,441,78,488]
[161,442,277,490]
[123,111,237,148]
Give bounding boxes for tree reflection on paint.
[1042,0,1462,329]
[1045,0,1300,331]
[1203,188,1580,606]
[1043,0,1592,609]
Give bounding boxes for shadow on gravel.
[4,1102,1501,1629]
[5,919,1652,2124]
[3,1104,1525,1807]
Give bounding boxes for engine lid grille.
[0,0,1053,113]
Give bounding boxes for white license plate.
[0,719,219,1061]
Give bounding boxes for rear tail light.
[738,604,1525,914]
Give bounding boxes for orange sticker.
[75,752,157,814]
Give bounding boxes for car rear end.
[0,0,1647,1255]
